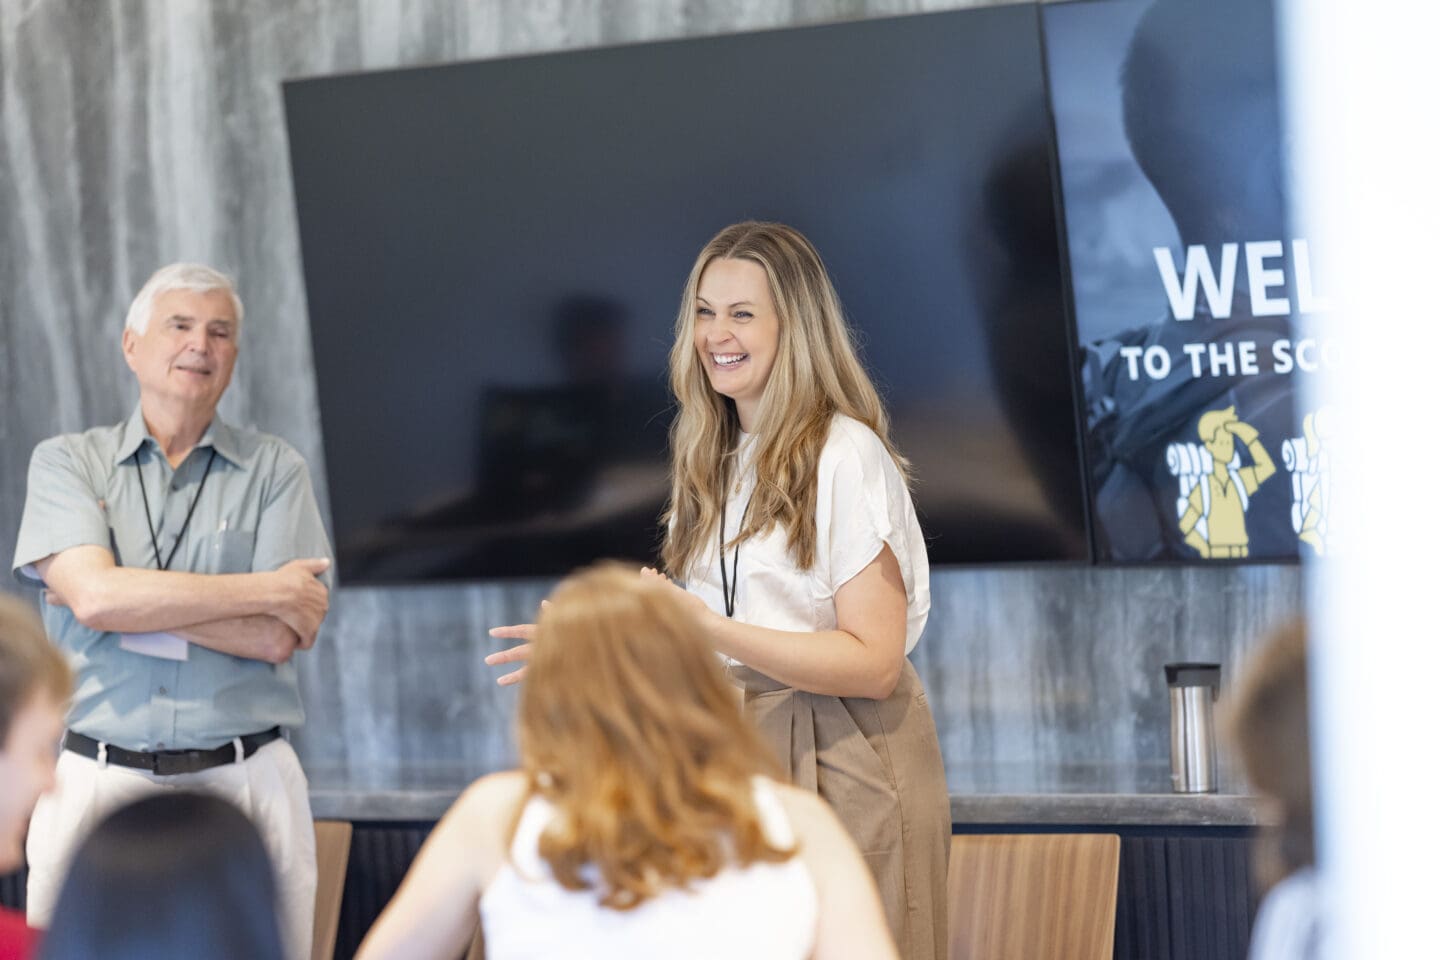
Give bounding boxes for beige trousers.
[732,660,950,960]
[26,738,316,960]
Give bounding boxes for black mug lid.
[1165,662,1221,687]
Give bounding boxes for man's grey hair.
[124,263,245,335]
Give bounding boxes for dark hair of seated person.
[38,793,283,960]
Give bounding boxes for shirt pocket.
[196,528,257,574]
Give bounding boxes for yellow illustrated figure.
[1178,406,1276,558]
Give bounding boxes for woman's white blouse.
[686,415,931,656]
[479,777,817,960]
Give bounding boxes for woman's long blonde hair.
[515,564,794,910]
[661,221,907,576]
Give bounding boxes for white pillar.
[1279,3,1440,957]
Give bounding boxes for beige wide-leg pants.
[733,659,950,960]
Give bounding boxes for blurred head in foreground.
[1224,618,1313,888]
[38,793,283,960]
[0,595,70,874]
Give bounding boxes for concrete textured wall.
[0,0,1302,794]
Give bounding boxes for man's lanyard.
[132,447,218,571]
[718,492,754,619]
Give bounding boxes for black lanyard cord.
[718,492,754,619]
[133,447,218,571]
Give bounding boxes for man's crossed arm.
[36,546,331,665]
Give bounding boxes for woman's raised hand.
[488,575,707,687]
[485,600,550,686]
[484,627,532,686]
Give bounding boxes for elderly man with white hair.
[11,263,333,960]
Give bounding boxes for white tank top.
[479,777,818,960]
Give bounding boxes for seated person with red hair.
[0,597,71,960]
[358,563,897,960]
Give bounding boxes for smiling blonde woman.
[492,221,950,957]
[654,221,950,958]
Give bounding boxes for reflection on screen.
[285,6,1090,583]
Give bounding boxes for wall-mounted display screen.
[284,5,1092,584]
[1044,0,1324,563]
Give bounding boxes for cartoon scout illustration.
[1167,405,1276,558]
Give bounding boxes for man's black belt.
[62,727,282,776]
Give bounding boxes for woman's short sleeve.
[820,433,892,591]
[815,419,930,651]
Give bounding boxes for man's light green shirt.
[12,405,334,750]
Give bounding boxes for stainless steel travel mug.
[1166,662,1221,793]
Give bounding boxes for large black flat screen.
[284,6,1091,584]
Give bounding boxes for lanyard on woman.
[718,493,754,619]
[133,447,218,571]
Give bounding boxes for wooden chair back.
[947,833,1121,960]
[312,819,353,960]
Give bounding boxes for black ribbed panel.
[0,869,24,911]
[1114,836,1171,959]
[333,823,434,960]
[1108,832,1258,960]
[1165,835,1257,960]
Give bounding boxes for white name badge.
[119,632,190,661]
